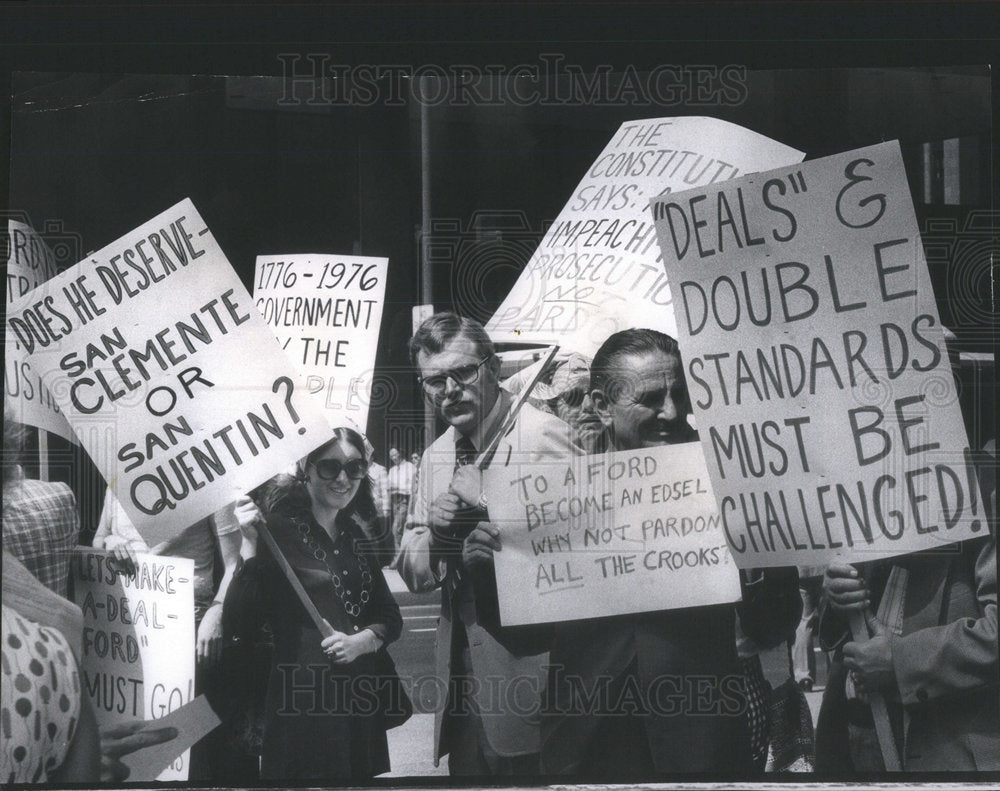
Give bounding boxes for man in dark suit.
[397,313,581,775]
[466,328,755,778]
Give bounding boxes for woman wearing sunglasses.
[225,427,403,781]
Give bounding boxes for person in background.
[2,407,80,598]
[386,447,414,566]
[735,571,811,773]
[397,312,582,775]
[409,451,422,499]
[226,426,403,781]
[467,328,755,778]
[363,440,395,564]
[529,353,607,453]
[92,492,242,671]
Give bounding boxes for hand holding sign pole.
[848,609,902,771]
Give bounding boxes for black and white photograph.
[1,2,996,787]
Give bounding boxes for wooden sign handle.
[848,609,902,771]
[257,521,336,638]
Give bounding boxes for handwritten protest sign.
[485,443,741,625]
[71,550,198,780]
[652,141,983,568]
[487,117,804,357]
[5,199,331,546]
[3,219,77,442]
[254,253,388,431]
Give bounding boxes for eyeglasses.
[309,458,369,481]
[418,357,491,399]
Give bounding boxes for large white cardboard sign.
[487,117,804,356]
[6,199,332,546]
[253,253,388,431]
[651,141,984,568]
[4,219,77,442]
[485,443,741,625]
[71,550,198,781]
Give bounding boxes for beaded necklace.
[290,514,372,618]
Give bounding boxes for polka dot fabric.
[2,604,81,783]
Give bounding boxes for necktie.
[448,434,478,591]
[454,434,477,471]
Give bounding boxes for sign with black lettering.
[485,444,741,625]
[652,141,983,567]
[3,219,77,442]
[70,550,196,781]
[5,199,331,546]
[253,253,388,431]
[487,117,803,356]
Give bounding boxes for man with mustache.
[397,312,581,776]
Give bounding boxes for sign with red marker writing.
[487,117,803,356]
[652,141,983,567]
[253,253,388,432]
[5,199,331,546]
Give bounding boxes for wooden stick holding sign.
[255,522,336,639]
[38,430,49,482]
[848,610,902,772]
[476,345,559,470]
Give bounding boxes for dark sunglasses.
[309,458,369,481]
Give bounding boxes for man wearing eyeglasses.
[397,312,582,776]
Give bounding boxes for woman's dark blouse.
[225,506,402,780]
[234,507,401,643]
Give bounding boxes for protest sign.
[652,141,983,568]
[5,199,332,546]
[253,253,388,431]
[70,549,197,780]
[485,443,741,625]
[3,219,77,442]
[487,117,804,357]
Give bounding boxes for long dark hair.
[261,426,377,526]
